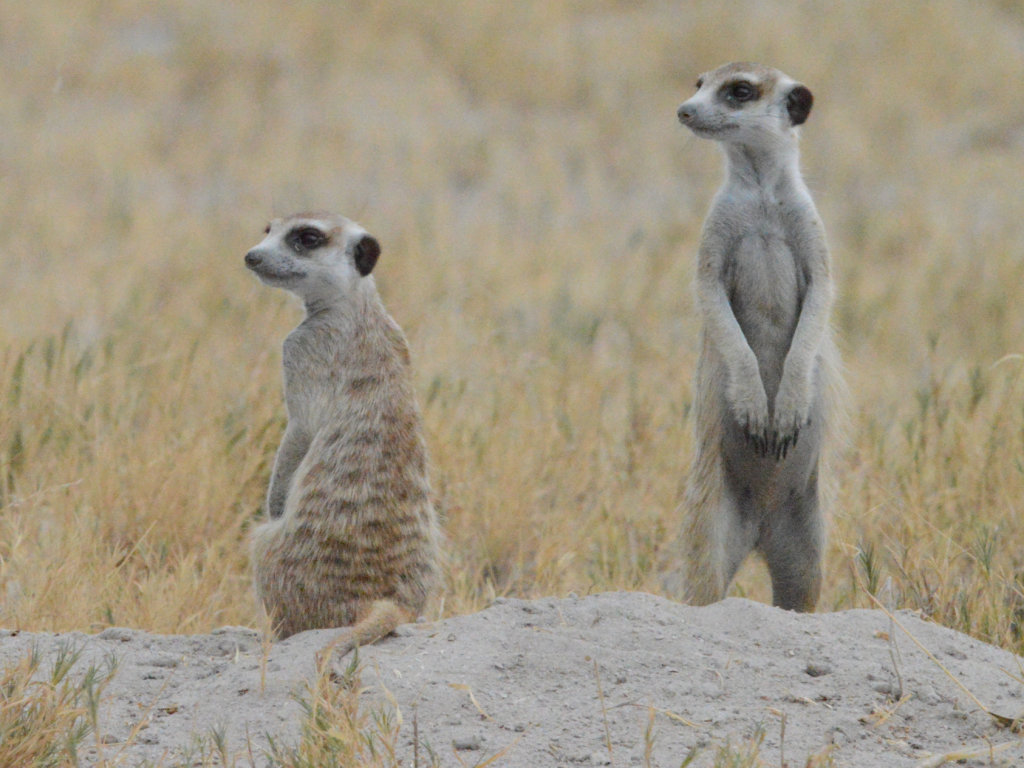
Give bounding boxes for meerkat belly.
[721,400,822,507]
[729,231,801,401]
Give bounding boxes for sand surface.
[3,593,1023,767]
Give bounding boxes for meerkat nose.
[245,250,262,268]
[677,103,695,123]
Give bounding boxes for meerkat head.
[676,62,813,148]
[245,212,380,307]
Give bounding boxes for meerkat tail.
[320,599,414,665]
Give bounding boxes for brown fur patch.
[252,268,440,641]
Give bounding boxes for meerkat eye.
[695,77,704,90]
[299,230,324,249]
[287,227,327,252]
[264,224,271,234]
[729,81,756,102]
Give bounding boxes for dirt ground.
[3,593,1023,767]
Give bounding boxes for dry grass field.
[2,0,1024,668]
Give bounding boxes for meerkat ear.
[786,85,813,126]
[353,234,380,277]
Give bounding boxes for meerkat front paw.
[771,374,812,460]
[727,374,772,457]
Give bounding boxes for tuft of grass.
[264,653,407,768]
[147,725,251,768]
[692,728,835,768]
[710,727,766,768]
[0,642,117,767]
[259,654,508,768]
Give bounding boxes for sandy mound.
[3,593,1023,766]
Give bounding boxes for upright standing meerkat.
[244,212,441,653]
[672,62,841,611]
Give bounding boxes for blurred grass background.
[1,0,1024,652]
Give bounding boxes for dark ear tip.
[353,234,381,277]
[787,84,813,126]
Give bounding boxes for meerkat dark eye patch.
[353,234,380,277]
[786,85,813,126]
[287,227,328,253]
[721,80,759,103]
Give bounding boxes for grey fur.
[670,63,841,611]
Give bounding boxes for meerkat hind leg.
[758,485,823,612]
[685,481,759,605]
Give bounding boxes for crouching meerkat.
[671,62,841,611]
[245,212,441,653]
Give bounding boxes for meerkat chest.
[282,328,361,423]
[728,198,802,308]
[724,208,804,382]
